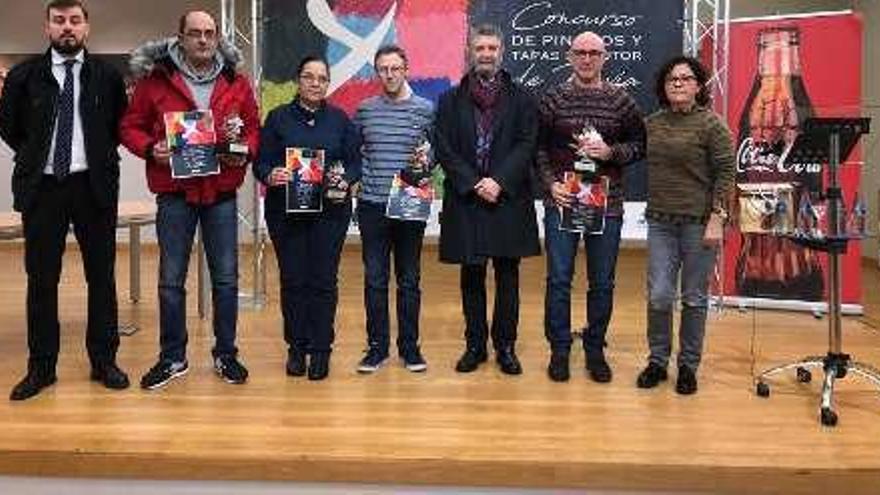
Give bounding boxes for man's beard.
[472,60,500,80]
[51,37,84,55]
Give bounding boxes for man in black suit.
[0,0,129,400]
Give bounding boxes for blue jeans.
[357,201,425,356]
[646,220,716,371]
[543,207,622,356]
[156,193,239,362]
[266,202,351,355]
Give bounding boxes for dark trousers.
[22,173,119,373]
[460,257,520,352]
[266,203,351,354]
[357,201,425,356]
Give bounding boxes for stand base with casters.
[755,352,880,426]
[748,117,873,427]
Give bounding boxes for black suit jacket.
[0,50,127,212]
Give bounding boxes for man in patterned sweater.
[353,45,435,374]
[537,31,646,383]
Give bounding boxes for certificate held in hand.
[285,147,325,213]
[164,110,220,179]
[386,139,434,222]
[559,172,608,234]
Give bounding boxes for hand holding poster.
[387,138,435,222]
[164,110,219,179]
[386,172,435,222]
[285,147,325,213]
[559,172,609,234]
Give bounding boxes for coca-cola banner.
[724,12,863,308]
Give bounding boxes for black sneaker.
[636,362,668,389]
[675,365,698,395]
[401,347,427,372]
[357,348,388,374]
[140,360,188,390]
[214,355,249,384]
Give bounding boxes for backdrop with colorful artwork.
[260,0,684,206]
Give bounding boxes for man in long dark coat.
[435,24,540,375]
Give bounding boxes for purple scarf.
[469,75,502,174]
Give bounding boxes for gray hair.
[468,23,504,50]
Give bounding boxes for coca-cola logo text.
[737,137,822,175]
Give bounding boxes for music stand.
[754,117,880,427]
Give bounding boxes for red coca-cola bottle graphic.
[735,27,824,301]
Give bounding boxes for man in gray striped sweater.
[353,45,435,374]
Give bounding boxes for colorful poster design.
[386,172,434,222]
[164,110,219,179]
[285,147,325,213]
[559,172,609,234]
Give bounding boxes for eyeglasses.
[300,73,329,84]
[183,29,216,40]
[666,75,698,85]
[570,49,606,59]
[376,65,406,76]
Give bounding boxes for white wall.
[0,0,225,213]
[854,0,880,260]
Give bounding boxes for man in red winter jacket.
[120,10,260,390]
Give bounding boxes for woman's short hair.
[654,55,711,108]
[296,55,330,79]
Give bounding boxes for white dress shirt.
[44,49,88,175]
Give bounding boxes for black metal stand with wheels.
[754,117,880,427]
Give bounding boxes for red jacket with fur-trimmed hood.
[120,37,260,205]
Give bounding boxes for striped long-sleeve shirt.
[536,80,645,216]
[354,93,435,205]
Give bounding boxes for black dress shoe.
[10,372,57,401]
[286,349,307,377]
[675,365,698,395]
[90,362,130,390]
[586,355,612,383]
[547,350,570,382]
[308,352,330,381]
[455,348,488,373]
[636,362,668,389]
[496,347,522,375]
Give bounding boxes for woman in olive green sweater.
[637,56,735,395]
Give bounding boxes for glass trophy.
[406,138,432,184]
[572,122,598,179]
[796,193,820,238]
[219,113,248,155]
[325,160,347,203]
[846,194,868,238]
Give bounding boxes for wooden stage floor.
[0,243,878,494]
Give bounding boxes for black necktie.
[53,59,76,180]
